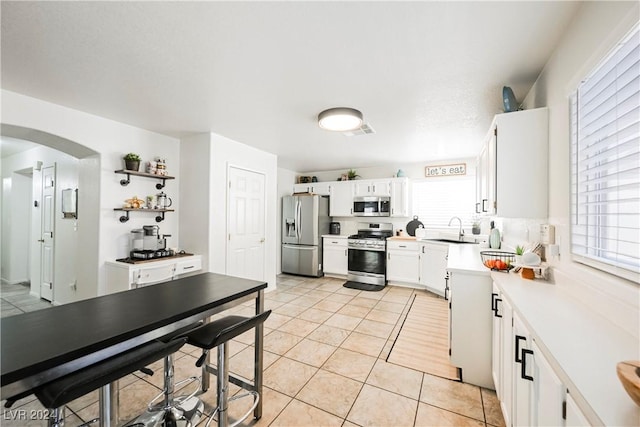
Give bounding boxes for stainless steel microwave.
[353,196,390,217]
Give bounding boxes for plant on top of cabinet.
[123,153,141,171]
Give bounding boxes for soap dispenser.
[489,221,501,249]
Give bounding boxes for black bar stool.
[185,310,271,427]
[127,322,205,427]
[6,337,188,427]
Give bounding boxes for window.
[570,23,640,283]
[412,176,475,229]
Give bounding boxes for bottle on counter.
[489,221,501,249]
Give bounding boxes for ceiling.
[1,1,580,172]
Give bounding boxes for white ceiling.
[1,1,580,172]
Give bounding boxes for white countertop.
[446,246,639,426]
[446,244,492,275]
[322,234,348,239]
[492,273,640,427]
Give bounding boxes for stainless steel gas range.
[347,223,393,286]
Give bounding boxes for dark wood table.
[1,272,267,426]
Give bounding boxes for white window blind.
[412,176,475,228]
[570,23,640,283]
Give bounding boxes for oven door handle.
[348,246,386,252]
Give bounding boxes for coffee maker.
[130,225,174,260]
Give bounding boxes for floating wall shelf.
[115,169,175,189]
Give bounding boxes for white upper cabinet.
[353,179,391,197]
[477,108,548,218]
[293,182,331,195]
[329,181,354,216]
[390,178,409,217]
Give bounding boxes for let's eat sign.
[425,163,467,177]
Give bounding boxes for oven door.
[348,247,386,276]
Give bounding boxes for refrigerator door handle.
[296,200,301,239]
[282,244,317,250]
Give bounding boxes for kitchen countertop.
[492,273,640,427]
[446,245,639,425]
[322,234,348,239]
[446,244,492,275]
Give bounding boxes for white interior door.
[227,166,266,281]
[40,165,55,301]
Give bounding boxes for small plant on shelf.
[123,153,141,171]
[347,169,360,180]
[515,245,525,256]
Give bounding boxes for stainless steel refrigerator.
[282,194,330,277]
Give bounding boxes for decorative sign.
[425,163,467,177]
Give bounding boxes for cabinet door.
[293,183,311,193]
[513,313,533,427]
[390,178,409,217]
[310,182,331,195]
[565,393,591,427]
[323,239,348,275]
[329,182,354,216]
[420,243,448,296]
[386,250,420,283]
[491,285,513,427]
[493,108,548,218]
[353,180,391,197]
[531,340,565,427]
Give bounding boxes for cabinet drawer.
[133,264,176,287]
[387,240,419,251]
[175,257,202,275]
[323,237,347,247]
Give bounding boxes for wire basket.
[480,251,516,272]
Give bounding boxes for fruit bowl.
[480,251,516,272]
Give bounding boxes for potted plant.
[515,245,525,264]
[347,169,360,180]
[123,153,141,171]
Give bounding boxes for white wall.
[210,133,278,290]
[1,171,31,284]
[1,144,82,303]
[180,132,278,290]
[277,167,297,274]
[291,158,478,236]
[179,133,212,271]
[2,90,181,298]
[521,1,639,335]
[301,158,475,182]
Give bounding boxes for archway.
[1,124,100,304]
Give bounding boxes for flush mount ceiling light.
[318,107,363,132]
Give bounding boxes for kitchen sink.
[427,238,478,244]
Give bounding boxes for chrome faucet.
[448,216,464,241]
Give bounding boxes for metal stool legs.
[185,311,271,427]
[124,352,204,427]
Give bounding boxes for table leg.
[98,380,119,427]
[254,289,264,420]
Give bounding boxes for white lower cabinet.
[448,270,493,388]
[419,243,448,297]
[386,241,420,284]
[565,394,591,427]
[491,283,513,427]
[105,255,202,294]
[323,237,348,276]
[493,300,587,427]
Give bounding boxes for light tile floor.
[1,275,506,427]
[1,282,53,317]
